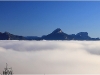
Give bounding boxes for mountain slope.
[41,28,69,40]
[0,28,99,40]
[0,32,25,40]
[41,28,99,40]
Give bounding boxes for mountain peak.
[76,32,88,37]
[4,31,10,35]
[52,28,63,34]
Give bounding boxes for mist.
[0,41,100,74]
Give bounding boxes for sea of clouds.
[0,40,100,74]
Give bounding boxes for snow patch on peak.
[57,30,63,33]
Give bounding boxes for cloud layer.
[0,41,100,74]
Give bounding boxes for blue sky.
[0,1,100,37]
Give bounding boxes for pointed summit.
[41,28,68,40]
[52,28,63,34]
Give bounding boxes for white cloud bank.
[0,41,100,74]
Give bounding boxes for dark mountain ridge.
[0,28,99,40]
[40,28,100,40]
[0,31,25,40]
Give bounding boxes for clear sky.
[0,1,100,37]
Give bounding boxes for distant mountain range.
[0,28,99,40]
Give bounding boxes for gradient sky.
[0,1,100,37]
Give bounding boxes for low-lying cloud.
[0,41,100,74]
